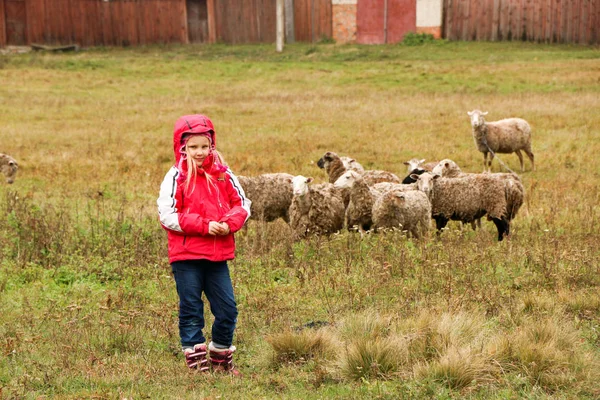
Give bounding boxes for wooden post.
[207,0,216,43]
[284,0,295,43]
[276,0,284,51]
[383,0,388,44]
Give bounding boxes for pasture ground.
[0,42,599,399]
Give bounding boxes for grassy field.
[1,41,599,399]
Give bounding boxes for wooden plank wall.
[0,0,6,47]
[213,0,331,43]
[294,0,332,42]
[214,0,277,43]
[1,0,187,47]
[443,0,600,44]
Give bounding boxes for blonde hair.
[183,144,227,195]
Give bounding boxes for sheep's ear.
[409,174,419,180]
[307,177,313,183]
[419,159,426,163]
[467,111,473,116]
[8,161,15,166]
[482,111,488,116]
[394,192,405,199]
[403,161,409,165]
[444,162,449,167]
[433,174,441,180]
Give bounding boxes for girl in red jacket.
[157,114,250,374]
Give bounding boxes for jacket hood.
[173,114,216,164]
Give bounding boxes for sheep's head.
[292,175,312,196]
[391,191,406,205]
[333,170,360,189]
[1,158,18,184]
[403,158,425,173]
[413,172,439,198]
[467,110,488,128]
[432,159,460,177]
[316,151,338,169]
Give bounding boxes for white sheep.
[317,151,364,183]
[237,173,293,223]
[412,172,514,241]
[289,175,345,238]
[468,109,535,172]
[334,170,415,233]
[0,154,18,184]
[403,158,438,173]
[432,159,524,221]
[317,151,398,185]
[372,188,431,238]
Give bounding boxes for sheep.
[432,159,524,221]
[412,172,513,241]
[468,109,535,172]
[1,154,18,184]
[317,151,364,183]
[361,170,402,185]
[342,156,365,174]
[289,175,345,238]
[372,188,431,238]
[403,158,438,173]
[237,173,293,223]
[334,170,415,233]
[317,151,399,185]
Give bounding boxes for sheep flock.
[237,110,533,242]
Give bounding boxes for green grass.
[0,41,599,398]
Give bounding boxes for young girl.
[157,114,251,374]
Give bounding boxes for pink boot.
[208,342,241,376]
[184,343,209,371]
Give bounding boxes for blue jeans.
[171,260,238,348]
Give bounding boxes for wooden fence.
[2,0,597,47]
[444,0,600,44]
[1,0,187,47]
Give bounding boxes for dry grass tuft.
[266,328,339,365]
[415,346,492,390]
[340,337,408,381]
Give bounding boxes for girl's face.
[185,135,211,165]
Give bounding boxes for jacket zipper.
[181,195,187,245]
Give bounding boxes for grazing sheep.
[341,156,365,174]
[317,151,398,185]
[468,109,534,172]
[372,188,431,238]
[317,151,364,183]
[403,158,438,173]
[335,170,414,233]
[412,172,513,241]
[361,170,402,185]
[402,168,427,184]
[289,175,345,238]
[237,173,293,223]
[0,154,18,184]
[432,159,524,220]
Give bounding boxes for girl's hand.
[208,221,230,235]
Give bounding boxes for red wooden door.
[4,0,26,45]
[356,0,415,44]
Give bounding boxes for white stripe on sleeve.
[227,169,251,223]
[157,167,183,232]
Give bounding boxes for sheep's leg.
[524,148,535,171]
[488,152,495,172]
[491,217,509,241]
[515,150,524,172]
[434,216,448,235]
[482,152,488,172]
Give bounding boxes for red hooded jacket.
[157,115,251,263]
